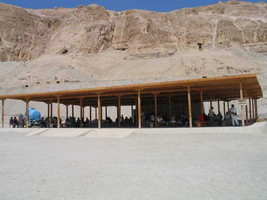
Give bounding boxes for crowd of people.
[40,115,135,128]
[115,115,134,127]
[39,116,91,128]
[198,104,240,126]
[9,114,136,128]
[9,104,240,128]
[143,112,188,127]
[143,104,240,127]
[9,114,25,128]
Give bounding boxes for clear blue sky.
[0,0,265,12]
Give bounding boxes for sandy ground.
[1,130,267,200]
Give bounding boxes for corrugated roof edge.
[0,74,262,100]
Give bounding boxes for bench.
[197,121,208,127]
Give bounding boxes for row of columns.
[0,86,260,128]
[208,84,258,127]
[150,87,193,128]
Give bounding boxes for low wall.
[0,122,266,135]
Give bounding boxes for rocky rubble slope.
[0,1,267,118]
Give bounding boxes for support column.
[245,90,248,126]
[101,105,103,121]
[168,96,172,121]
[50,102,53,119]
[72,105,74,117]
[200,91,204,114]
[249,97,252,124]
[66,105,68,118]
[180,99,183,114]
[188,87,192,128]
[82,106,85,120]
[154,94,158,127]
[135,98,138,127]
[89,106,92,126]
[98,94,101,129]
[245,106,248,126]
[131,105,134,123]
[95,107,97,120]
[254,99,257,122]
[48,103,50,118]
[26,100,29,128]
[227,101,230,113]
[118,96,121,127]
[255,99,258,121]
[57,96,61,128]
[223,101,226,116]
[218,100,220,113]
[105,106,107,119]
[240,83,244,127]
[2,99,5,128]
[80,98,82,127]
[252,98,255,123]
[138,90,141,129]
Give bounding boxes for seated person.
[157,115,165,124]
[181,113,187,122]
[150,114,155,122]
[91,119,98,127]
[85,118,90,127]
[106,117,112,123]
[203,113,209,122]
[53,117,57,128]
[45,117,50,128]
[224,112,231,126]
[13,117,18,128]
[141,112,146,127]
[217,111,223,126]
[65,117,71,127]
[76,118,81,127]
[40,117,45,128]
[198,113,204,122]
[129,117,133,125]
[171,115,176,123]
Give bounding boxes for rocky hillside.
[1,1,267,61]
[0,1,267,118]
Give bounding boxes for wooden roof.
[0,74,263,106]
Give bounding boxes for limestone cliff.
[0,1,267,61]
[0,1,267,118]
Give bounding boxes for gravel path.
[1,131,267,200]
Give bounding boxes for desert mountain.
[0,1,267,117]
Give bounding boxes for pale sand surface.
[1,130,267,200]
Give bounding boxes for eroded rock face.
[0,1,267,61]
[47,5,114,55]
[0,4,58,61]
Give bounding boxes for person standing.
[19,113,24,128]
[13,117,18,128]
[230,104,239,126]
[9,117,14,128]
[208,107,215,126]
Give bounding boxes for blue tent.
[24,108,41,121]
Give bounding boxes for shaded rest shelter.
[0,74,263,129]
